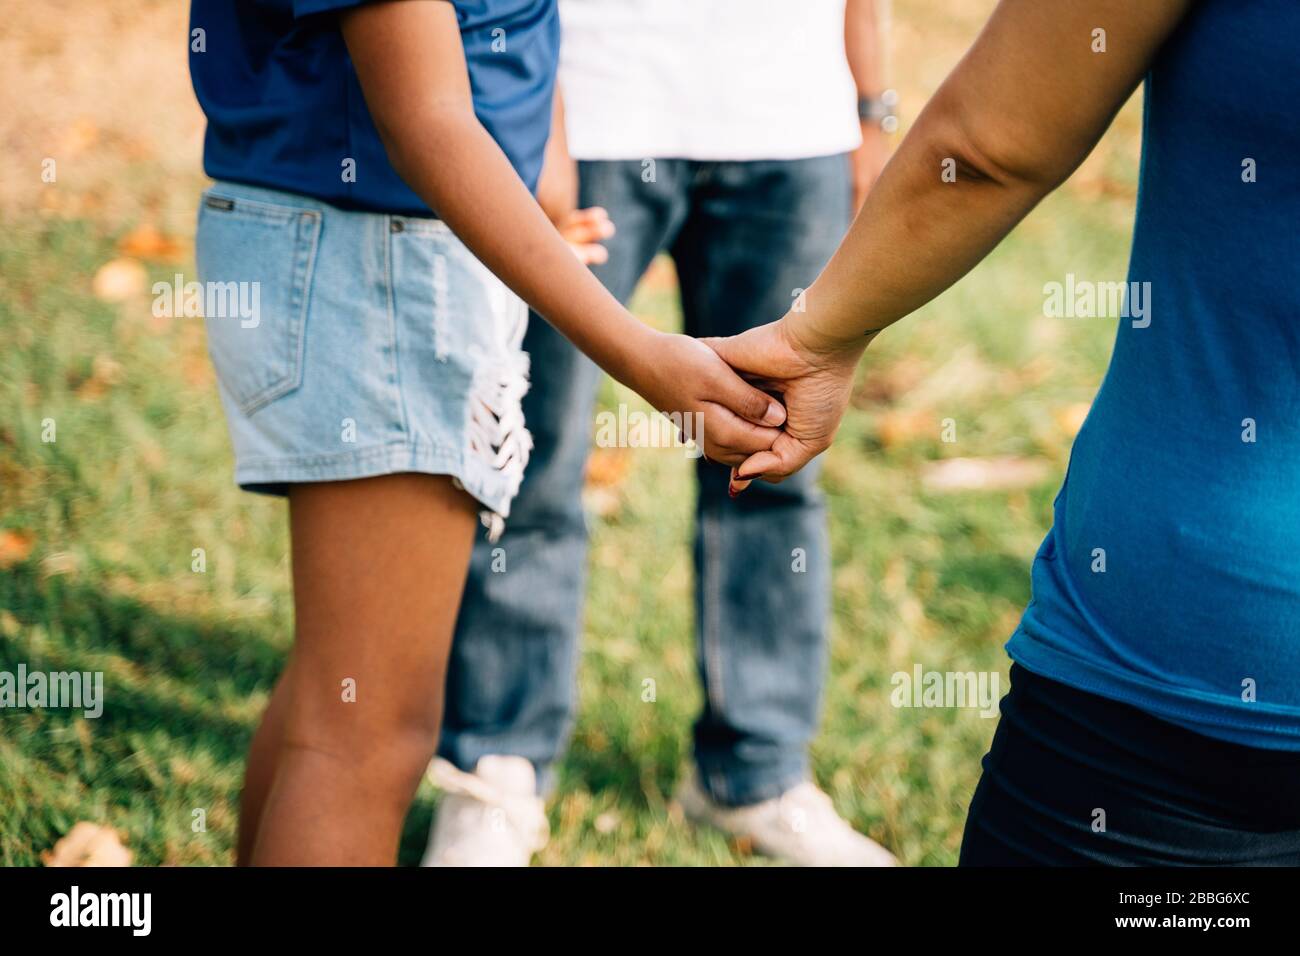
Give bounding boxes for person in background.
[425,0,899,867]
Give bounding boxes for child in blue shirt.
[189,0,787,865]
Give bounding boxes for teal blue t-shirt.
[1007,0,1300,748]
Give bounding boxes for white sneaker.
[421,755,549,867]
[675,774,898,867]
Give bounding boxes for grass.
[0,0,1143,867]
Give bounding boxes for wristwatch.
[858,89,900,134]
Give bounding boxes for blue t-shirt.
[1007,0,1300,748]
[189,0,558,216]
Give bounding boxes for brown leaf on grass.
[74,354,125,401]
[57,117,101,157]
[875,408,935,450]
[585,447,629,489]
[42,822,133,867]
[921,456,1053,493]
[730,834,756,857]
[91,257,147,303]
[583,448,630,518]
[1054,402,1092,438]
[117,224,187,263]
[0,529,35,568]
[181,352,214,388]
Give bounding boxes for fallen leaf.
[117,224,186,263]
[42,823,133,868]
[92,258,147,303]
[875,408,935,449]
[58,117,101,157]
[1055,402,1092,438]
[921,457,1053,493]
[0,529,35,568]
[730,834,756,856]
[585,447,629,489]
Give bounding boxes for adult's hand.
[704,319,867,493]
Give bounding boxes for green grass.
[0,106,1143,867]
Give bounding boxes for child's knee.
[282,695,441,776]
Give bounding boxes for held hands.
[703,318,866,493]
[536,156,786,466]
[623,330,789,467]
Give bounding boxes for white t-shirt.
[558,0,862,162]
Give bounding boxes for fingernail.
[762,403,786,426]
[735,472,765,482]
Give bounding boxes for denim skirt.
[194,180,532,533]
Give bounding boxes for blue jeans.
[438,155,852,806]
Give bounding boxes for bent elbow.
[927,93,1072,191]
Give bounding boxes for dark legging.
[960,665,1300,865]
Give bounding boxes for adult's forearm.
[791,0,1191,356]
[844,0,885,96]
[790,95,1048,356]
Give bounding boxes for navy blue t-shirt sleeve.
[192,0,557,213]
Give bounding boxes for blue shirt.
[1007,0,1300,748]
[189,0,559,216]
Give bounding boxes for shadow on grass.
[1,562,481,866]
[1,562,286,860]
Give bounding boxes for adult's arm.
[713,0,1191,484]
[844,0,891,209]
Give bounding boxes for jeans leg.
[438,160,691,791]
[673,154,852,806]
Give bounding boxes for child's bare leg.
[235,655,297,865]
[250,473,478,866]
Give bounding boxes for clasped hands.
[551,203,867,488]
[622,315,867,495]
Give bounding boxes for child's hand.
[703,318,864,490]
[624,331,788,467]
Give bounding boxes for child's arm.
[340,1,785,465]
